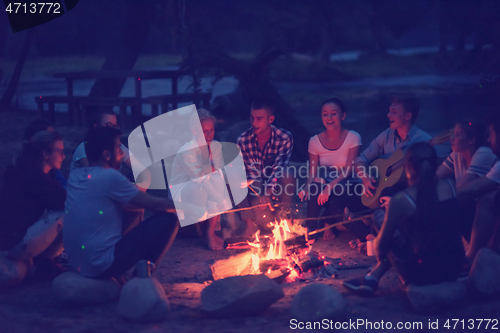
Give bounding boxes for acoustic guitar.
[361,128,454,208]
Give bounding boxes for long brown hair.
[404,142,440,252]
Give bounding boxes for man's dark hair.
[23,119,52,141]
[251,98,275,116]
[485,112,500,139]
[91,109,117,127]
[391,95,419,123]
[85,127,122,163]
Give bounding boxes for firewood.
[210,251,253,280]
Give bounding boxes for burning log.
[224,236,272,250]
[258,259,288,273]
[284,235,308,248]
[210,251,253,280]
[297,256,324,273]
[265,268,290,284]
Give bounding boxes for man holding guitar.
[355,96,432,203]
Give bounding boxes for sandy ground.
[1,110,500,333]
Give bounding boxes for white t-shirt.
[486,160,500,184]
[70,142,130,173]
[442,146,497,183]
[308,130,362,168]
[63,167,139,277]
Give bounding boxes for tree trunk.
[0,29,34,112]
[89,1,157,98]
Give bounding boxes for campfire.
[211,217,351,283]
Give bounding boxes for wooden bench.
[40,70,212,127]
[35,93,212,127]
[146,93,212,116]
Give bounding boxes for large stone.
[201,274,284,317]
[117,277,170,323]
[0,256,29,287]
[291,283,346,322]
[468,248,500,297]
[406,282,466,314]
[52,271,121,306]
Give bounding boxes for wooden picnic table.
[37,70,211,127]
[53,70,192,98]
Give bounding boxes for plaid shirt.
[236,125,293,188]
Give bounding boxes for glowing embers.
[246,219,311,282]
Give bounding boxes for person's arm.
[436,164,453,179]
[128,190,205,217]
[458,148,497,192]
[128,191,176,213]
[374,192,413,259]
[299,152,318,201]
[355,159,376,197]
[318,146,360,205]
[456,173,479,192]
[123,154,152,192]
[458,176,499,197]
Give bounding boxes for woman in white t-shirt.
[436,120,496,242]
[299,98,362,240]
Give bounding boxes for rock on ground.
[52,271,121,306]
[468,248,500,297]
[201,274,284,317]
[291,283,346,321]
[117,277,170,323]
[406,281,466,314]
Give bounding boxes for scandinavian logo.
[127,104,247,227]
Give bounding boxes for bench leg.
[48,103,55,124]
[161,102,169,114]
[37,101,44,118]
[81,105,89,127]
[120,105,128,129]
[131,105,141,128]
[151,104,159,117]
[68,102,77,126]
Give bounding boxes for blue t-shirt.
[63,167,138,277]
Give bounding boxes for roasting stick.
[221,202,279,213]
[307,214,373,236]
[292,208,377,222]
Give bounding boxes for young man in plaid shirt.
[236,98,294,235]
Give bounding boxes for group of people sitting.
[0,96,499,298]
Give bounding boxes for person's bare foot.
[207,234,224,251]
[344,207,353,220]
[357,242,367,254]
[349,239,361,249]
[323,228,336,241]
